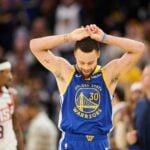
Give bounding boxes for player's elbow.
[29,39,36,53]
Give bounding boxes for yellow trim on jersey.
[101,68,109,90]
[84,65,101,80]
[93,65,101,75]
[61,67,75,95]
[85,65,101,80]
[75,65,101,75]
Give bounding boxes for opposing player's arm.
[11,95,24,150]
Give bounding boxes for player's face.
[0,69,12,86]
[74,49,100,78]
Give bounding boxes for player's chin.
[82,72,92,78]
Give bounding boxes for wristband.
[100,33,107,43]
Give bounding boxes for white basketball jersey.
[0,87,17,150]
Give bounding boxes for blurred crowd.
[0,0,149,149]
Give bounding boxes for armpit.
[44,58,50,64]
[110,73,120,85]
[55,72,65,81]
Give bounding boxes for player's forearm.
[104,34,145,55]
[30,34,71,52]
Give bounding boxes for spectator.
[53,0,82,63]
[129,82,144,112]
[24,100,58,150]
[127,64,150,150]
[0,59,24,150]
[110,85,132,150]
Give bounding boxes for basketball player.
[0,59,24,150]
[30,24,145,150]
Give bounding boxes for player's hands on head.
[68,24,105,42]
[85,24,104,42]
[69,26,90,42]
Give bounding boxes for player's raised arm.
[29,27,90,75]
[30,27,90,93]
[87,24,145,73]
[86,24,145,94]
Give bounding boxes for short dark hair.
[74,37,100,53]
